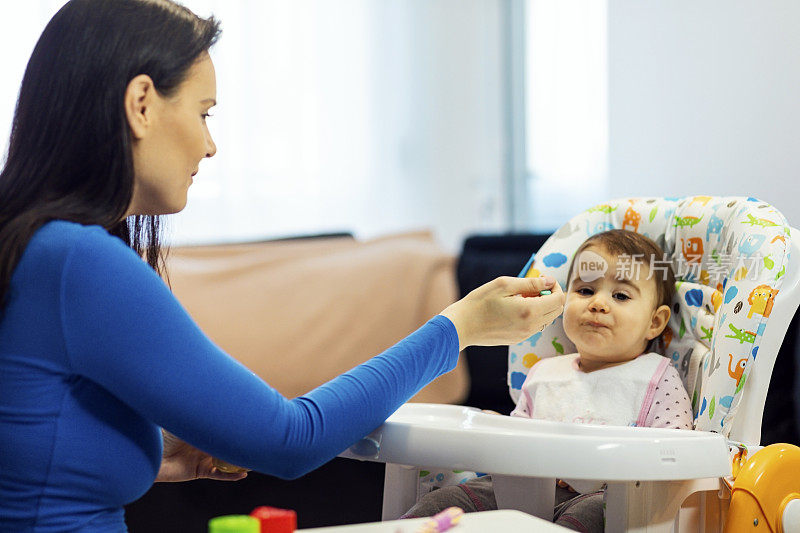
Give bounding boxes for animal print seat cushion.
[508,196,791,435]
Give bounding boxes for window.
[3,1,509,251]
[517,0,609,232]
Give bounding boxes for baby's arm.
[644,365,693,429]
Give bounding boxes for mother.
[0,1,564,530]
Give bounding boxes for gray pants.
[401,475,604,532]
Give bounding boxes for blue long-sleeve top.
[0,221,459,532]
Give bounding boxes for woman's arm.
[60,228,563,479]
[60,229,461,478]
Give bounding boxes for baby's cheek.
[562,312,578,339]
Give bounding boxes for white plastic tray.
[340,403,731,480]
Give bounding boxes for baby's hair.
[565,229,676,309]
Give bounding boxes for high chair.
[340,196,800,532]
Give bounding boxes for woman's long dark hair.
[0,0,220,308]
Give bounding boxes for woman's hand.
[440,276,565,351]
[155,430,249,483]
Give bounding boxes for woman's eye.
[613,292,630,301]
[201,113,213,120]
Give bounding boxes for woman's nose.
[205,132,217,158]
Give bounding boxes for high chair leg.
[679,489,728,533]
[382,463,419,521]
[606,478,722,532]
[493,474,556,520]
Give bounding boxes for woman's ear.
[124,74,157,140]
[647,304,671,340]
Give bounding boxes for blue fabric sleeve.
[59,229,459,479]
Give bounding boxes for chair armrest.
[340,403,730,481]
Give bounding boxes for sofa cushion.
[165,231,468,404]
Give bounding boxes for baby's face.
[563,245,667,370]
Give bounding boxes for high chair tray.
[340,403,731,481]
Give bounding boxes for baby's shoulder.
[657,360,686,386]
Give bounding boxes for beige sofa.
[165,230,469,404]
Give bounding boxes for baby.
[403,229,693,532]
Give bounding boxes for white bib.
[516,352,668,427]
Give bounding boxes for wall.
[169,0,509,252]
[607,0,800,226]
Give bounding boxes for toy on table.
[209,506,297,533]
[208,514,259,533]
[415,507,464,533]
[251,506,297,533]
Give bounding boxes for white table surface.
[299,510,564,532]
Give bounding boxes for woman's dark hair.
[0,0,220,308]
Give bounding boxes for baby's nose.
[589,293,610,312]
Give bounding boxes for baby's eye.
[201,112,214,121]
[576,287,594,296]
[613,292,631,301]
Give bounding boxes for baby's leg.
[400,475,497,518]
[553,487,605,532]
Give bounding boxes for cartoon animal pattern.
[728,353,747,387]
[508,196,791,437]
[681,237,704,264]
[623,203,642,232]
[747,284,778,319]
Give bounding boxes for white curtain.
[524,0,609,231]
[2,1,509,251]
